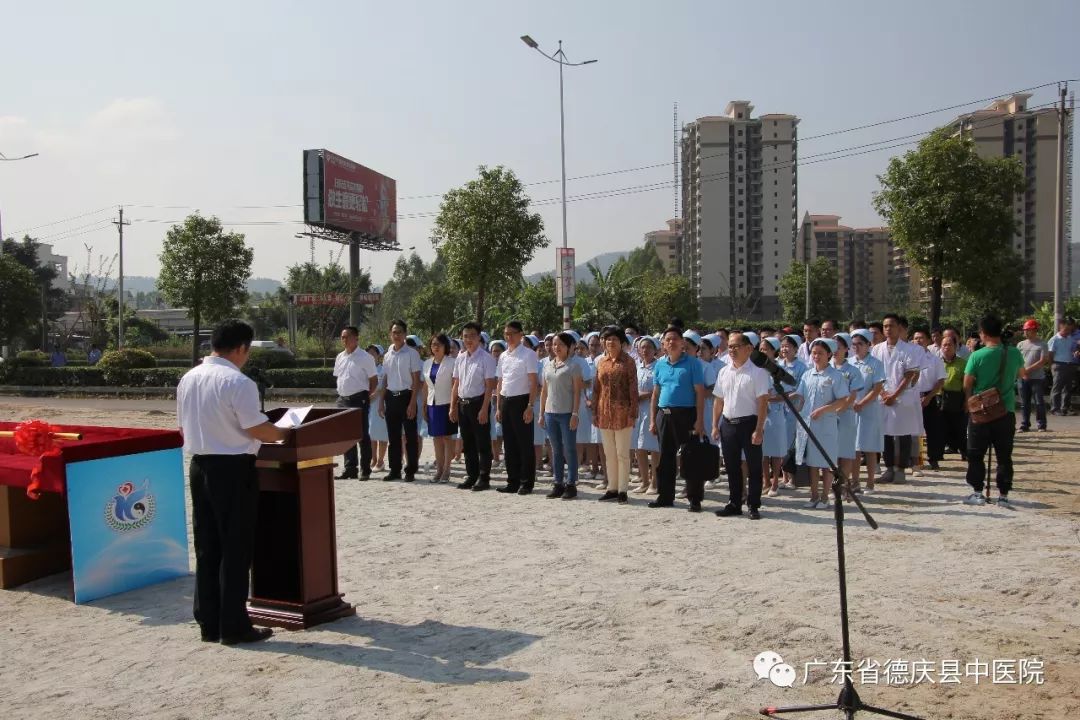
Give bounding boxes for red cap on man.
[1022,319,1039,331]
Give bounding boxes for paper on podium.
[274,406,313,429]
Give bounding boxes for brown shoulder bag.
[966,346,1008,425]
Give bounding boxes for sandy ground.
[1,397,1078,720]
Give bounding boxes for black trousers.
[922,396,944,463]
[500,393,534,487]
[941,391,968,457]
[657,407,700,505]
[967,410,1015,496]
[883,434,912,469]
[966,412,1015,495]
[190,454,258,639]
[385,391,419,476]
[336,390,371,476]
[458,395,492,482]
[720,415,763,509]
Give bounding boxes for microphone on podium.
[750,349,796,386]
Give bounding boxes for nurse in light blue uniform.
[759,337,790,496]
[575,337,595,445]
[366,345,389,470]
[631,336,661,493]
[791,338,849,508]
[779,334,809,455]
[489,341,506,457]
[831,333,864,491]
[849,328,886,492]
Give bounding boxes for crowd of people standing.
[331,313,1080,519]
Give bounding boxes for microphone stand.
[760,376,923,720]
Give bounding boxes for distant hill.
[92,276,283,294]
[525,251,628,285]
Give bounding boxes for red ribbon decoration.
[13,420,63,500]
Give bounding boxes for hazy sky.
[1,0,1077,286]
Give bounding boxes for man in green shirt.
[939,335,969,460]
[962,315,1026,508]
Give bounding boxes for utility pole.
[1053,83,1068,326]
[113,207,130,348]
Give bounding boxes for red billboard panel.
[303,150,397,243]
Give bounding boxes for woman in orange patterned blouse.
[593,326,640,503]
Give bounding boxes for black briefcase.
[678,435,720,482]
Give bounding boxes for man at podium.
[177,319,289,646]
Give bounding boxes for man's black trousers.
[385,391,419,476]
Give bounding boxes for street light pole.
[521,35,597,330]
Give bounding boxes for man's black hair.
[504,320,524,332]
[343,325,359,337]
[869,321,884,333]
[662,325,683,339]
[804,319,821,327]
[979,314,1003,338]
[668,316,685,330]
[898,315,909,329]
[624,323,641,334]
[211,319,255,352]
[882,313,901,324]
[391,319,408,333]
[461,322,483,335]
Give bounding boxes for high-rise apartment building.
[644,219,683,275]
[951,93,1073,310]
[797,213,893,319]
[680,101,798,319]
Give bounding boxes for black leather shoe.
[200,630,219,642]
[335,471,358,480]
[561,485,577,499]
[220,627,273,646]
[403,474,416,483]
[496,484,520,494]
[597,491,619,502]
[384,474,402,482]
[457,478,477,490]
[688,501,702,513]
[715,503,742,517]
[748,507,761,520]
[472,479,491,491]
[647,500,674,508]
[546,483,565,499]
[517,483,534,495]
[617,492,628,504]
[360,472,371,481]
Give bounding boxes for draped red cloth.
[0,421,183,499]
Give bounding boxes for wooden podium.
[249,407,361,630]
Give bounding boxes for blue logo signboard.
[65,448,189,604]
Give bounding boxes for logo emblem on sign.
[104,480,155,533]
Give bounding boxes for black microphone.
[750,349,796,386]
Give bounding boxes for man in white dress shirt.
[798,319,821,366]
[450,322,498,491]
[333,325,378,480]
[495,320,539,494]
[711,332,771,520]
[177,319,287,646]
[913,327,947,470]
[380,319,423,481]
[871,314,922,483]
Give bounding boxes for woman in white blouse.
[421,334,458,483]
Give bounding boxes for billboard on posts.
[303,149,397,242]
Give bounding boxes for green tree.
[624,243,667,280]
[2,236,67,349]
[0,253,39,352]
[432,165,546,326]
[406,283,466,339]
[517,275,563,334]
[641,275,697,332]
[777,259,842,325]
[873,130,1026,327]
[157,214,253,366]
[282,261,371,363]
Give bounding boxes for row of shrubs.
[0,366,335,389]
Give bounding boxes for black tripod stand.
[760,378,924,720]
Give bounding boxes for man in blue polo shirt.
[1048,317,1078,416]
[649,326,706,511]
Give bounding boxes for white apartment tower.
[680,100,798,319]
